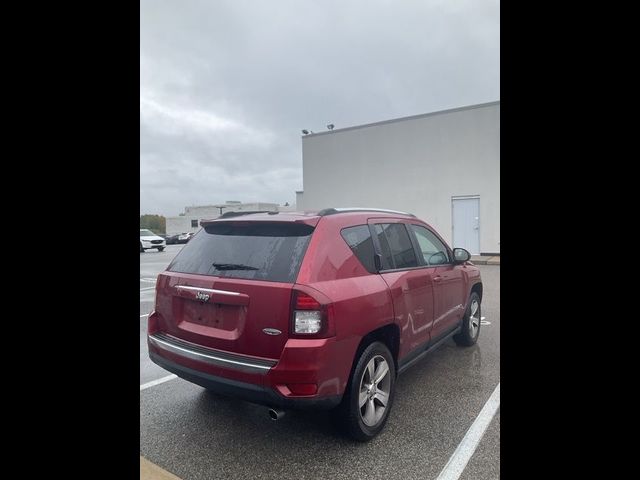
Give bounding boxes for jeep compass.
[148,208,482,441]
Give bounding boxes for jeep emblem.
[195,291,210,303]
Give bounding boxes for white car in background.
[140,229,166,252]
[178,232,196,243]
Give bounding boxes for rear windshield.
[167,222,314,283]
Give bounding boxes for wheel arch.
[470,282,483,302]
[351,323,401,375]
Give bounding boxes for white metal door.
[452,197,480,254]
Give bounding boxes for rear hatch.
[154,220,315,360]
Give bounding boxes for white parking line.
[140,374,177,391]
[140,314,149,318]
[436,382,500,480]
[140,286,156,292]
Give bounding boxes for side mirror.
[453,248,471,264]
[428,252,448,265]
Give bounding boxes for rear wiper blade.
[211,263,259,271]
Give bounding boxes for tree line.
[140,214,166,234]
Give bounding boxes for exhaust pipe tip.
[268,408,285,421]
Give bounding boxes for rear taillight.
[294,310,323,334]
[295,291,321,310]
[147,311,159,335]
[291,290,334,337]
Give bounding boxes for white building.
[166,201,294,235]
[297,101,500,255]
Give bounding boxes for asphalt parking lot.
[140,245,500,480]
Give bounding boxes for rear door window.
[373,223,418,270]
[167,222,314,283]
[341,225,376,273]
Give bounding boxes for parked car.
[177,232,193,243]
[165,234,181,245]
[140,229,166,252]
[147,208,482,441]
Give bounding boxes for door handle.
[433,276,442,282]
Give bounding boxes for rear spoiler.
[200,210,320,227]
[218,210,279,219]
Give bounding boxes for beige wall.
[166,202,283,235]
[301,102,500,253]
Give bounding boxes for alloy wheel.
[469,299,480,337]
[358,355,391,427]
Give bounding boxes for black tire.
[140,242,144,253]
[453,292,481,346]
[157,247,165,252]
[337,341,396,442]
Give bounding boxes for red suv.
[148,208,482,441]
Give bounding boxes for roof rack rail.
[317,207,416,217]
[218,210,279,219]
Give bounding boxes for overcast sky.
[140,0,499,216]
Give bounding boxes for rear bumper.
[149,332,276,373]
[149,351,341,410]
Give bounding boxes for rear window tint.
[341,225,376,273]
[374,223,418,269]
[167,222,314,283]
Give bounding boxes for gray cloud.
[140,0,499,215]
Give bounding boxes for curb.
[470,256,500,266]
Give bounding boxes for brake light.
[291,290,334,337]
[295,292,321,310]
